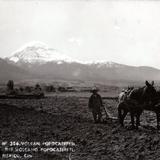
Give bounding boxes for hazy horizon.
[0,1,160,69]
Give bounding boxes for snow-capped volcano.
[3,41,160,82]
[8,41,125,68]
[9,41,75,64]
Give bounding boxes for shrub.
[7,80,14,90]
[25,86,32,93]
[45,85,56,92]
[58,86,67,92]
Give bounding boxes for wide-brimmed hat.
[91,87,99,92]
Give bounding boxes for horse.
[142,90,160,129]
[117,81,157,129]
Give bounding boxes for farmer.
[88,87,103,123]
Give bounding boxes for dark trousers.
[92,109,102,123]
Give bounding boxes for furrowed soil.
[0,93,160,160]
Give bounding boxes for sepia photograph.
[0,0,160,159]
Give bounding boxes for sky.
[0,0,160,68]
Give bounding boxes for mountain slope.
[0,58,31,82]
[14,60,160,83]
[5,42,160,83]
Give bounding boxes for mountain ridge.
[7,41,160,70]
[1,42,160,83]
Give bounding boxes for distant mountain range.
[0,58,31,82]
[1,41,160,84]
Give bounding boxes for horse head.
[142,80,157,103]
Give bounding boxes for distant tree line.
[6,80,44,96]
[5,80,78,95]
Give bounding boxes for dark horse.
[117,81,157,129]
[144,90,160,129]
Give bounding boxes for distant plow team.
[88,81,160,130]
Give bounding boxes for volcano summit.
[8,41,75,64]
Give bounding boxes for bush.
[35,83,41,90]
[45,85,56,92]
[25,86,32,93]
[7,80,14,90]
[19,87,24,92]
[58,86,67,92]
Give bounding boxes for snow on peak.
[84,60,123,68]
[9,41,75,63]
[8,41,125,68]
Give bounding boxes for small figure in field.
[88,87,103,123]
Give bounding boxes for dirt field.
[1,93,160,160]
